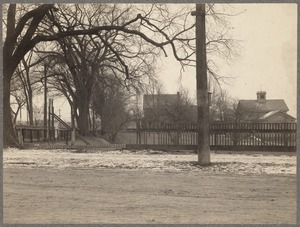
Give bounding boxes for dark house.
[237,91,296,123]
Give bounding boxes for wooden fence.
[125,122,297,152]
[15,122,297,152]
[15,125,71,143]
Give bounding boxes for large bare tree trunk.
[3,5,19,147]
[73,97,90,136]
[3,64,19,147]
[195,4,210,165]
[78,102,90,136]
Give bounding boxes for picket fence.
[15,122,297,152]
[125,122,297,152]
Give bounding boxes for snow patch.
[3,148,296,175]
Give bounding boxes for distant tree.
[32,104,44,126]
[142,80,165,123]
[233,101,261,123]
[209,88,260,123]
[14,49,45,126]
[163,89,196,123]
[210,88,235,122]
[91,76,135,142]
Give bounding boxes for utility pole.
[43,64,48,141]
[71,105,75,145]
[48,98,53,142]
[192,4,211,165]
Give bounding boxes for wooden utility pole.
[71,105,75,145]
[192,4,211,165]
[43,65,47,141]
[48,98,53,142]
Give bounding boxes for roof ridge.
[260,110,296,120]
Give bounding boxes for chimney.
[256,91,266,103]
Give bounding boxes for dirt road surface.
[3,148,296,224]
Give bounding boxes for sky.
[24,3,297,123]
[158,3,297,117]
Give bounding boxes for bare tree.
[47,4,161,136]
[3,3,195,146]
[142,80,166,124]
[210,88,235,122]
[91,76,135,141]
[14,49,45,126]
[32,104,44,126]
[234,101,262,123]
[161,89,196,124]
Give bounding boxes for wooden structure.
[15,98,90,145]
[126,122,297,152]
[14,111,297,152]
[15,125,71,143]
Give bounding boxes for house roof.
[259,110,296,121]
[238,99,289,113]
[143,94,179,109]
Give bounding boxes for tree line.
[4,3,240,153]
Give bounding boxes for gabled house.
[237,91,296,123]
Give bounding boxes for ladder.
[51,113,91,145]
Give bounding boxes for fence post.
[283,123,288,147]
[37,130,40,142]
[66,130,69,145]
[214,132,218,147]
[30,129,33,142]
[18,130,24,148]
[22,128,25,143]
[137,120,141,146]
[52,104,55,140]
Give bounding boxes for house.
[143,92,197,123]
[237,91,296,123]
[143,93,180,114]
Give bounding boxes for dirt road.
[4,167,296,224]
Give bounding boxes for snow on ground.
[3,148,296,175]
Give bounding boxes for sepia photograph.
[2,2,297,224]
